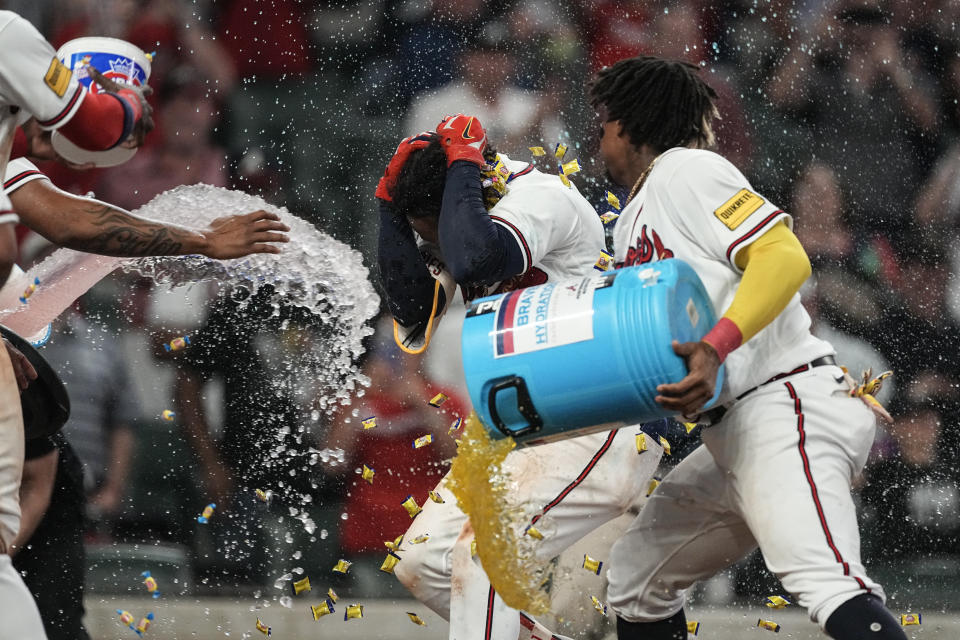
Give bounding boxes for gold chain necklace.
[625,154,661,205]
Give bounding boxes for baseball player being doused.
[374,113,665,640]
[590,56,904,640]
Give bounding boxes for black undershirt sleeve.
[437,161,526,285]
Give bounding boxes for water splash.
[0,184,379,407]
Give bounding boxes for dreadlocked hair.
[589,56,719,153]
[392,135,502,220]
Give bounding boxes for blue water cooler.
[461,259,725,445]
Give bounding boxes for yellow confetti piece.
[407,612,427,626]
[646,477,660,497]
[599,212,620,225]
[161,409,176,421]
[591,596,607,615]
[900,613,921,626]
[164,335,191,352]
[470,538,477,557]
[658,435,672,455]
[18,277,39,304]
[413,434,434,449]
[362,416,377,429]
[757,618,781,632]
[410,534,430,544]
[446,413,548,613]
[635,433,647,453]
[554,143,567,159]
[380,552,401,574]
[362,465,375,484]
[684,422,698,433]
[385,535,403,552]
[606,191,621,209]
[256,618,271,636]
[332,559,352,574]
[311,599,335,619]
[687,621,701,635]
[594,250,614,271]
[291,576,311,595]
[344,604,364,621]
[529,146,546,156]
[197,503,216,524]
[559,173,571,187]
[765,595,791,609]
[525,525,544,540]
[448,417,462,435]
[561,159,581,176]
[428,490,444,503]
[135,615,153,634]
[582,554,603,575]
[429,393,448,407]
[402,495,423,518]
[327,587,339,603]
[255,488,272,503]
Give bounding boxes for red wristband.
[702,317,743,363]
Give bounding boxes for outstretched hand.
[202,210,290,259]
[655,340,721,415]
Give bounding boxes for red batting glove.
[375,132,435,202]
[436,114,486,167]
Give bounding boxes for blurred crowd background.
[4,0,960,611]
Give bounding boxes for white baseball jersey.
[0,10,86,227]
[613,147,832,400]
[450,154,606,301]
[0,11,86,132]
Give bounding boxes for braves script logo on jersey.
[620,224,674,267]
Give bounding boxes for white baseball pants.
[0,554,46,639]
[607,366,883,630]
[0,341,24,553]
[395,428,663,640]
[0,345,44,638]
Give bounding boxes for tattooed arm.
[8,178,289,259]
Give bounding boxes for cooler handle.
[488,376,543,438]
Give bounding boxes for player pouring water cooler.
[0,12,155,637]
[461,259,725,445]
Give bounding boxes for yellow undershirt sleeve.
[726,220,812,344]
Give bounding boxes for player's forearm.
[703,222,811,361]
[438,162,524,283]
[56,89,141,151]
[63,200,210,256]
[377,201,437,327]
[12,183,209,256]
